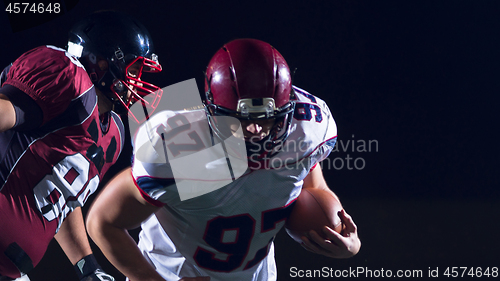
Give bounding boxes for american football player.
[86,38,360,281]
[0,11,162,281]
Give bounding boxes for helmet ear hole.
[113,80,126,94]
[290,87,296,100]
[205,91,213,103]
[98,60,108,71]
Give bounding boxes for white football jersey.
[131,87,337,281]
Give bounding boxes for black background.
[1,1,499,280]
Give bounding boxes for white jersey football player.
[87,39,361,281]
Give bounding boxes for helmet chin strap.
[107,89,128,115]
[94,80,128,115]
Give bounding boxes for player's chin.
[245,136,266,142]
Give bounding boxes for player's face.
[124,60,143,106]
[216,116,283,143]
[127,60,142,79]
[239,119,276,141]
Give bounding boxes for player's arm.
[86,167,165,281]
[0,86,43,132]
[302,164,339,194]
[300,164,361,258]
[55,206,118,281]
[54,206,93,263]
[0,93,16,132]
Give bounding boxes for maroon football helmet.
[204,38,295,160]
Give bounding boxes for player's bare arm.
[54,207,93,264]
[0,93,16,132]
[300,164,361,258]
[302,164,339,195]
[86,167,165,281]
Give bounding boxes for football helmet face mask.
[67,11,162,122]
[204,38,295,161]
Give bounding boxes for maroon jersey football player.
[0,11,162,281]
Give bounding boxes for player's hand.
[301,209,361,258]
[178,277,210,281]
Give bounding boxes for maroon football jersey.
[0,46,125,278]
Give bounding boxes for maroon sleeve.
[1,84,43,130]
[3,45,94,126]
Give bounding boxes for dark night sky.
[1,1,499,280]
